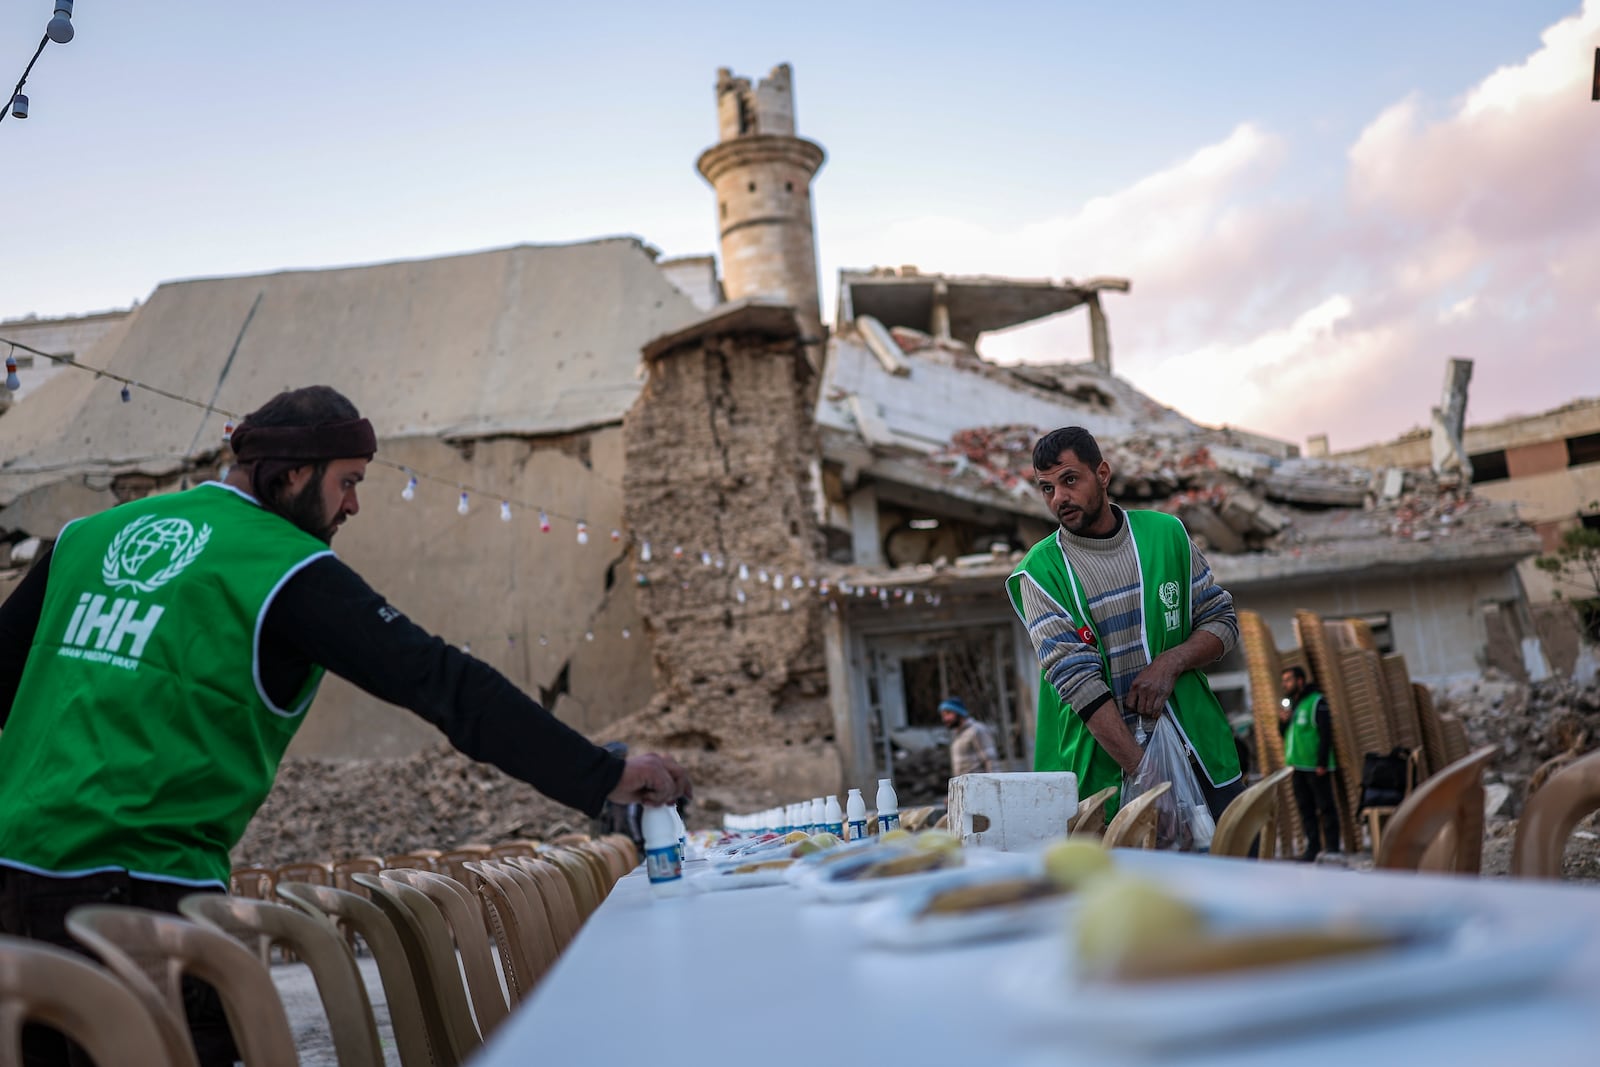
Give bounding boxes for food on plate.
[1042,839,1114,890]
[1073,876,1396,983]
[911,830,961,853]
[783,831,811,844]
[790,837,825,857]
[879,828,912,844]
[731,858,795,875]
[918,877,1063,917]
[834,846,962,882]
[810,831,842,849]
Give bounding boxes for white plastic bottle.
[809,797,825,834]
[642,804,687,897]
[823,794,843,837]
[876,778,900,834]
[670,804,688,859]
[845,788,868,841]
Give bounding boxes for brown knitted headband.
[229,417,377,463]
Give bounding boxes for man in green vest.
[1279,665,1340,860]
[0,385,689,1066]
[1006,426,1242,828]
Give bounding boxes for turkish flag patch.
[1077,625,1098,648]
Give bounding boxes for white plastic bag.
[1122,714,1216,852]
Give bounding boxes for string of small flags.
[3,335,945,615]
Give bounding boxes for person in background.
[1279,665,1341,861]
[941,697,999,776]
[1005,426,1243,825]
[0,385,689,1066]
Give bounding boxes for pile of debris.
[925,421,1523,558]
[1436,672,1600,815]
[233,744,587,868]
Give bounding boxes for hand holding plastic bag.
[1122,714,1216,852]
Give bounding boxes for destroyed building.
[0,63,1547,815]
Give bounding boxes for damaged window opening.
[1566,432,1600,468]
[1469,450,1509,484]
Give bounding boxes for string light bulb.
[738,563,750,581]
[672,545,684,560]
[9,94,26,120]
[538,510,551,533]
[4,354,18,392]
[735,587,746,604]
[500,500,513,522]
[457,492,470,516]
[781,598,792,612]
[576,522,589,545]
[222,420,235,445]
[610,528,621,542]
[47,1,74,44]
[401,476,416,501]
[120,383,131,402]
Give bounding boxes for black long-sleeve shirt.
[0,547,623,816]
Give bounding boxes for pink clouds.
[827,2,1600,451]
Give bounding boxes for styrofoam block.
[946,772,1078,852]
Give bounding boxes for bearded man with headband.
[0,385,688,1066]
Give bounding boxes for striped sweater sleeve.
[1189,540,1238,654]
[1018,577,1114,718]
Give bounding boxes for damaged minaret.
[697,64,827,369]
[1430,357,1474,482]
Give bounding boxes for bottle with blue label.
[824,794,843,837]
[876,778,900,834]
[845,788,868,841]
[642,804,687,897]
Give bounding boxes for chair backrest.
[488,840,539,861]
[1102,782,1172,850]
[352,872,482,1064]
[541,850,601,920]
[275,860,334,886]
[1211,767,1294,859]
[465,861,562,999]
[331,856,385,896]
[1511,748,1600,879]
[1375,745,1498,874]
[1069,786,1119,834]
[582,840,628,884]
[379,869,509,1036]
[572,842,620,894]
[437,845,494,886]
[549,832,592,847]
[229,865,276,900]
[65,904,300,1066]
[0,935,175,1067]
[179,893,384,1067]
[599,834,638,869]
[275,881,438,1067]
[508,857,582,949]
[384,849,443,873]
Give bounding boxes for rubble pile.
[1435,672,1600,814]
[888,744,954,806]
[233,744,584,868]
[925,421,1519,558]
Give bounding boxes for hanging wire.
[0,34,49,125]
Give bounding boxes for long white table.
[473,851,1600,1066]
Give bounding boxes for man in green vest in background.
[0,385,690,1066]
[1006,426,1242,827]
[1279,665,1341,861]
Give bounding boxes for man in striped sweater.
[1006,427,1243,824]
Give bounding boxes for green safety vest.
[1005,510,1240,817]
[1284,690,1335,770]
[0,483,332,885]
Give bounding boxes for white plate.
[1000,905,1587,1050]
[689,861,799,891]
[801,847,1016,904]
[855,863,1075,950]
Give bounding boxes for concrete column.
[931,279,951,340]
[1087,293,1111,371]
[848,484,882,568]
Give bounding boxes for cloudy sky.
[2,1,1596,450]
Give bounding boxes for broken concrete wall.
[610,322,836,813]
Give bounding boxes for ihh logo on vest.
[54,515,213,671]
[1158,580,1182,632]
